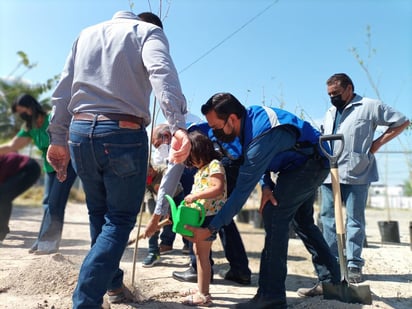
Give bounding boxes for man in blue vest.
[185,93,340,309]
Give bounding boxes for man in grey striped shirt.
[47,11,191,309]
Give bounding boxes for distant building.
[370,184,404,196]
[369,184,412,209]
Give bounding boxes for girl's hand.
[184,194,196,204]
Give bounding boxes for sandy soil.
[0,202,411,309]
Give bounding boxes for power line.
[178,0,279,74]
[376,151,412,154]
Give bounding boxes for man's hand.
[183,226,212,243]
[128,216,171,245]
[143,214,163,238]
[47,145,70,182]
[169,129,191,164]
[259,187,278,214]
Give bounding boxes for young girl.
[181,130,227,306]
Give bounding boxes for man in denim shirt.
[319,73,409,284]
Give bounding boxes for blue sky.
[1,0,411,186]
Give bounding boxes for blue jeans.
[259,157,340,302]
[320,183,369,269]
[69,119,148,309]
[34,161,77,251]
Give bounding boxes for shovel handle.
[319,134,348,280]
[319,134,344,168]
[127,218,172,245]
[318,134,345,234]
[319,134,345,232]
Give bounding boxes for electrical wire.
[178,0,279,75]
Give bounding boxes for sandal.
[180,287,199,296]
[181,292,212,307]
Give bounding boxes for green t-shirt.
[17,114,53,173]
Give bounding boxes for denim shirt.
[322,94,408,185]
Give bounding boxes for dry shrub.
[14,185,86,206]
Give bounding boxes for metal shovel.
[319,134,372,305]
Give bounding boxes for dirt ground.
[0,202,411,309]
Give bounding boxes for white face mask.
[152,143,170,166]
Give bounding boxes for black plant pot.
[378,221,400,243]
[409,221,412,251]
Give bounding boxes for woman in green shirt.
[0,94,77,254]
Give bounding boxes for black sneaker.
[297,282,323,297]
[142,252,160,268]
[348,267,363,283]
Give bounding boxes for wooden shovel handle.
[330,167,345,235]
[127,218,172,246]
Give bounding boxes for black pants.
[188,219,251,276]
[0,158,41,239]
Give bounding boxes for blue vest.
[243,105,321,147]
[242,106,327,172]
